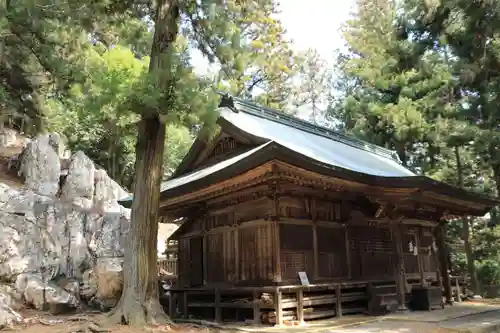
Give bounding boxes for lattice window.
[317,227,348,277]
[281,250,314,280]
[280,224,313,251]
[348,225,393,279]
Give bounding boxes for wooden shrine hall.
[123,95,499,325]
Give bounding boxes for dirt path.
[5,309,235,333]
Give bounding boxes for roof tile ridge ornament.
[217,91,238,113]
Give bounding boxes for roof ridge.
[227,96,403,164]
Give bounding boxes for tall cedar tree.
[106,0,179,325]
[336,0,461,171]
[404,0,500,195]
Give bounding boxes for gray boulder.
[19,134,60,197]
[61,151,95,205]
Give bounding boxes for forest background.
[2,0,500,299]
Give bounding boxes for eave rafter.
[159,159,494,219]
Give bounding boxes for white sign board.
[298,271,310,285]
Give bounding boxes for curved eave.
[120,142,499,216]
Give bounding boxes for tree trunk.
[493,164,500,198]
[108,116,167,326]
[455,146,480,296]
[463,217,480,295]
[108,0,179,326]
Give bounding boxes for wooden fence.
[158,258,177,276]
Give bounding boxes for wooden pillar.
[182,291,188,318]
[435,223,453,304]
[312,225,318,281]
[310,199,319,281]
[390,219,408,311]
[168,291,176,318]
[274,221,282,283]
[202,233,208,285]
[214,288,221,322]
[235,223,240,282]
[345,227,351,279]
[416,228,426,287]
[431,233,443,289]
[273,192,282,283]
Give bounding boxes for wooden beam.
[160,162,275,209]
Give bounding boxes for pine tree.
[292,49,332,124]
[332,0,462,173]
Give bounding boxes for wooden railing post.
[274,287,283,327]
[253,289,261,324]
[297,289,304,324]
[336,284,342,317]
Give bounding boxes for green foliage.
[1,0,302,189]
[477,260,500,286]
[183,0,301,110]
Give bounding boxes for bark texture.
[108,116,167,326]
[108,0,180,326]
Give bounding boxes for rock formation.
[0,132,131,327]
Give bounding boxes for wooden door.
[189,236,204,286]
